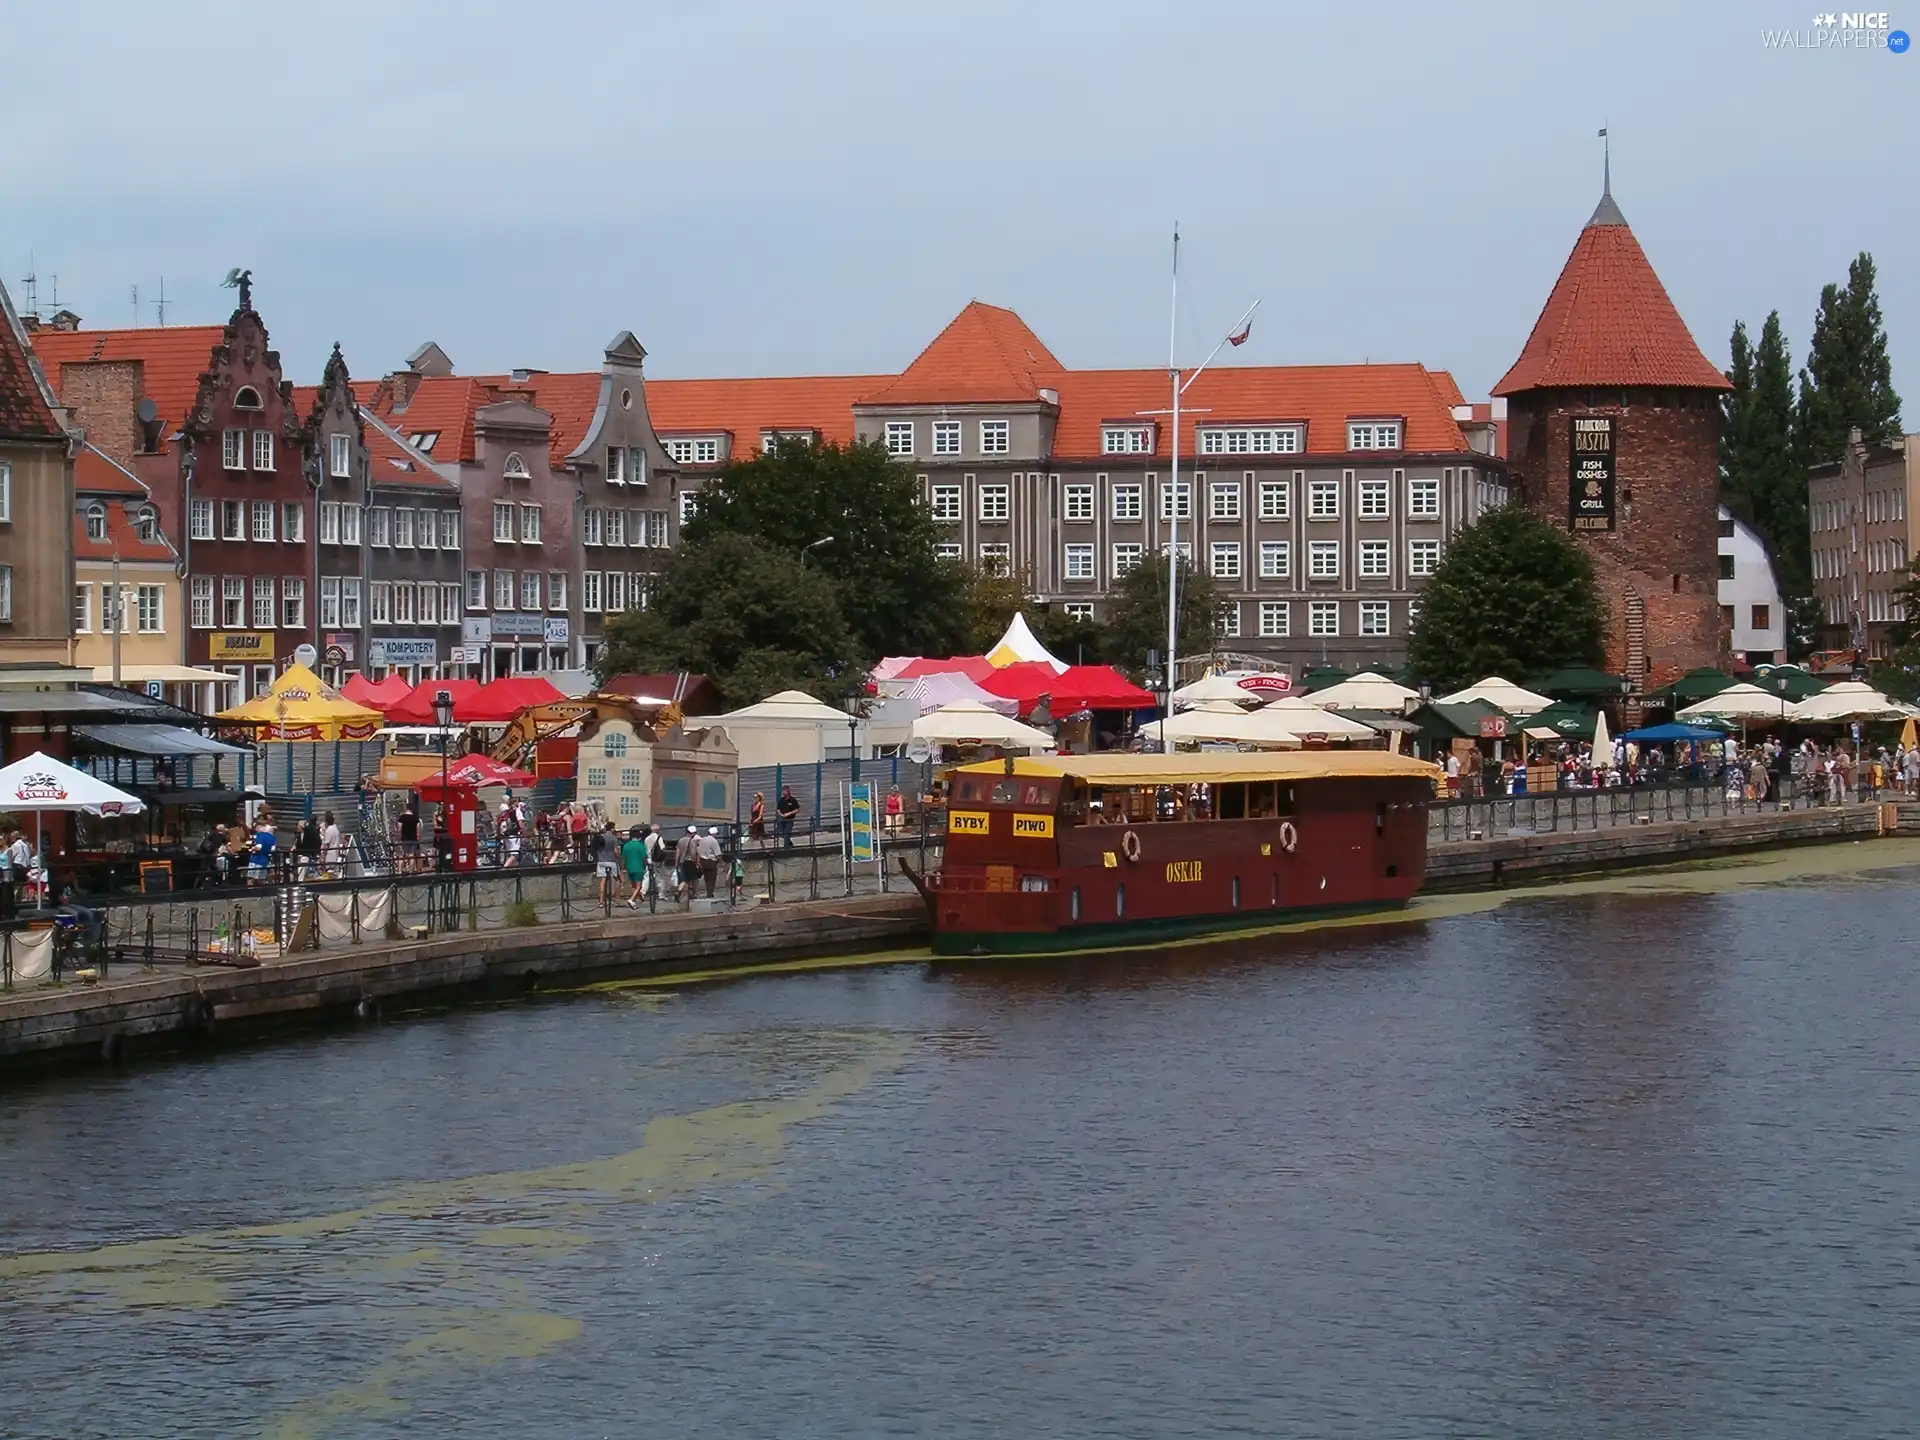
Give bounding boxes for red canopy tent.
[893,656,998,683]
[340,673,412,711]
[980,663,1155,716]
[462,675,567,722]
[383,678,484,725]
[430,754,536,789]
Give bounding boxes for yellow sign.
[1102,851,1118,868]
[1011,813,1054,839]
[1166,859,1205,884]
[208,632,276,661]
[947,810,991,835]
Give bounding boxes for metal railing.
[1427,775,1886,843]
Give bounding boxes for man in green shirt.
[621,826,652,910]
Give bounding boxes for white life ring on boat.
[1120,829,1143,863]
[1278,821,1299,854]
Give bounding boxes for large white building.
[1717,505,1786,664]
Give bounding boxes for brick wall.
[51,360,141,468]
[1506,388,1725,688]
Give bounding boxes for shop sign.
[462,617,493,644]
[324,633,357,664]
[208,632,276,661]
[1011,813,1054,838]
[544,617,570,645]
[1568,415,1616,532]
[1478,716,1509,739]
[947,810,990,835]
[490,612,546,638]
[375,638,439,665]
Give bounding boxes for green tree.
[1404,506,1606,693]
[681,437,967,662]
[595,533,863,709]
[1720,318,1754,519]
[1796,252,1903,467]
[1874,559,1920,703]
[1034,607,1113,667]
[952,561,1033,654]
[1747,311,1809,594]
[1103,556,1220,682]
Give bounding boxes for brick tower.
[1494,174,1731,692]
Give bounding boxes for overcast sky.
[6,1,1914,405]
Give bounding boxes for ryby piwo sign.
[1569,415,1616,533]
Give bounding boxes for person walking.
[748,792,767,847]
[397,803,420,874]
[697,826,722,898]
[593,820,621,907]
[777,786,801,849]
[621,825,650,910]
[570,804,591,861]
[673,825,700,907]
[321,811,345,874]
[884,784,904,835]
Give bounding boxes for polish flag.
[1227,320,1252,347]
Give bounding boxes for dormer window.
[1197,425,1301,456]
[234,386,263,410]
[664,436,722,465]
[410,432,440,453]
[85,503,107,541]
[502,452,531,481]
[134,505,158,543]
[1101,425,1153,455]
[1347,420,1402,451]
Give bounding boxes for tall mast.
[1164,225,1181,747]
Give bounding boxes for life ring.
[1120,830,1143,863]
[1278,821,1299,854]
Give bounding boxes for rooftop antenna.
[19,256,36,321]
[130,284,140,327]
[154,276,167,327]
[1599,122,1611,196]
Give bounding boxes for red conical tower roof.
[861,300,1063,405]
[1493,184,1729,396]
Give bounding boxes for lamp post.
[801,535,834,566]
[433,688,453,871]
[845,687,863,784]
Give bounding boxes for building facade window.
[1112,543,1143,576]
[282,502,305,542]
[932,421,962,456]
[1408,477,1440,519]
[492,502,515,543]
[1112,484,1143,521]
[1257,480,1290,520]
[1063,544,1095,581]
[930,484,961,522]
[493,570,515,608]
[936,542,963,561]
[582,507,603,546]
[220,500,243,541]
[884,421,914,457]
[581,571,603,612]
[665,436,721,465]
[679,493,699,526]
[521,504,542,544]
[1359,540,1390,577]
[520,572,542,610]
[466,570,487,610]
[340,505,360,545]
[605,446,626,484]
[222,429,245,471]
[190,576,214,628]
[1217,602,1241,638]
[1259,540,1290,578]
[189,499,214,540]
[393,509,414,548]
[1309,478,1339,519]
[251,577,276,628]
[549,572,568,611]
[979,484,1010,522]
[1210,541,1241,579]
[85,503,107,541]
[1063,602,1096,621]
[282,578,305,628]
[1159,481,1191,521]
[1359,478,1390,518]
[1258,600,1290,637]
[1063,484,1095,521]
[320,577,341,627]
[1198,426,1301,456]
[980,420,1010,455]
[1102,426,1152,455]
[369,582,391,625]
[605,510,625,548]
[978,543,1011,574]
[1210,481,1241,521]
[367,508,390,547]
[1409,539,1440,576]
[252,430,275,471]
[221,577,245,627]
[1359,600,1390,636]
[1309,540,1340,578]
[1347,421,1401,451]
[330,434,352,478]
[1309,600,1339,636]
[343,579,364,627]
[251,500,275,543]
[605,572,628,611]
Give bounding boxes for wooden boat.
[902,752,1440,955]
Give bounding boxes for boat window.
[1376,801,1386,835]
[1231,876,1240,909]
[1247,782,1278,819]
[1277,785,1298,817]
[1115,883,1125,917]
[1070,887,1081,920]
[1218,784,1247,820]
[1060,781,1089,825]
[989,779,1019,804]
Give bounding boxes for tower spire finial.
[1587,125,1626,227]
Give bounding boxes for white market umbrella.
[0,752,144,907]
[910,701,1055,751]
[1307,671,1420,712]
[1246,697,1379,741]
[1172,672,1263,710]
[1677,682,1792,722]
[1438,676,1554,717]
[1784,681,1919,724]
[1592,708,1611,758]
[1140,701,1296,748]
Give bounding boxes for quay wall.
[0,803,1907,1073]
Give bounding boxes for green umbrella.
[1750,664,1828,702]
[1532,664,1629,698]
[1300,666,1351,693]
[1651,667,1737,705]
[1526,699,1599,737]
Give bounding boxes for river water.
[2,846,1917,1438]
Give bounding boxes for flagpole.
[1164,226,1180,749]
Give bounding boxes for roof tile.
[859,301,1064,405]
[0,286,69,442]
[27,324,226,432]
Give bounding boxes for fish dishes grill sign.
[12,772,68,803]
[1569,415,1616,532]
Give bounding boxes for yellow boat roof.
[951,752,1440,787]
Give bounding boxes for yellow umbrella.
[1902,716,1917,751]
[216,662,383,740]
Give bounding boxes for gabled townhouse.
[71,445,180,678]
[0,279,77,666]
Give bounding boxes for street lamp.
[433,688,453,870]
[802,535,834,566]
[845,686,863,783]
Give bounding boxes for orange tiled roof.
[1047,364,1470,460]
[74,445,145,496]
[859,301,1064,405]
[28,324,226,431]
[365,375,487,463]
[648,375,881,453]
[0,296,65,442]
[73,503,172,563]
[479,372,601,460]
[1493,196,1730,395]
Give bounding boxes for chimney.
[46,309,81,332]
[388,366,421,412]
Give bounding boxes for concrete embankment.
[2,802,1911,1073]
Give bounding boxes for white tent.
[984,612,1066,673]
[0,753,144,907]
[1677,683,1793,722]
[1245,698,1378,741]
[1303,671,1420,712]
[1784,680,1920,724]
[910,701,1056,751]
[1593,708,1611,758]
[1438,676,1554,716]
[1172,673,1262,709]
[711,690,864,769]
[879,671,1019,717]
[1139,700,1293,747]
